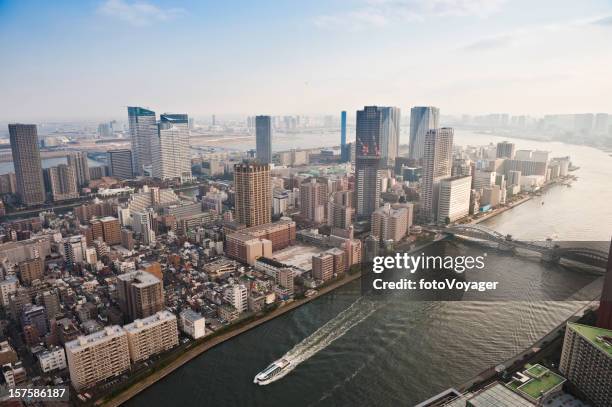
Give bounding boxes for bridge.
[428,224,609,272]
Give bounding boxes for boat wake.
[257,297,379,385]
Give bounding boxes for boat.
[254,358,291,385]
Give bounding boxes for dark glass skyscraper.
[355,106,383,219]
[9,124,45,206]
[340,111,348,162]
[409,106,440,161]
[255,115,272,164]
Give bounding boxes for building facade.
[107,149,134,180]
[116,270,164,322]
[420,128,453,222]
[233,162,271,227]
[153,113,192,182]
[9,124,45,206]
[355,106,383,219]
[65,326,130,391]
[559,323,612,406]
[255,115,272,164]
[409,106,440,161]
[128,106,157,175]
[123,310,178,363]
[437,176,471,224]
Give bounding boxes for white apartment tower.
[153,114,192,182]
[437,176,472,224]
[128,107,157,176]
[65,326,130,391]
[123,310,179,363]
[420,128,453,222]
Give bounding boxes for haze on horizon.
[1,0,612,122]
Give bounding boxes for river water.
[126,130,611,407]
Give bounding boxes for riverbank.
[470,195,532,225]
[97,270,363,407]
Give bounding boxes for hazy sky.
[1,0,612,121]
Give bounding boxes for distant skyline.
[1,0,612,121]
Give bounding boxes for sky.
[1,0,612,121]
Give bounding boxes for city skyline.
[2,0,612,121]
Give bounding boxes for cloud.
[97,0,185,26]
[462,34,515,51]
[461,13,612,52]
[589,15,612,26]
[314,0,506,30]
[314,8,388,30]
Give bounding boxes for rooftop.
[180,309,204,321]
[117,270,161,287]
[469,383,535,407]
[65,325,125,351]
[507,364,565,401]
[123,310,176,333]
[568,322,612,357]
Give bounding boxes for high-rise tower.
[355,106,383,220]
[340,111,348,162]
[153,113,192,182]
[380,107,401,167]
[9,124,45,206]
[128,107,157,175]
[234,162,271,227]
[255,116,272,164]
[67,152,90,187]
[409,106,440,161]
[420,128,453,222]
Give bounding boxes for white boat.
[253,358,291,385]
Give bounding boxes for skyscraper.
[67,152,90,187]
[9,124,45,206]
[596,237,612,330]
[496,141,516,159]
[255,116,272,164]
[152,113,192,182]
[355,106,383,219]
[233,162,271,227]
[107,149,134,180]
[44,164,79,201]
[128,106,157,175]
[380,106,401,167]
[420,128,453,222]
[340,111,348,162]
[300,178,328,224]
[409,106,440,161]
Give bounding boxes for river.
[125,130,611,406]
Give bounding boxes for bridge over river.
[427,224,609,273]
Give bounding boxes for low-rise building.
[38,346,67,373]
[180,309,206,340]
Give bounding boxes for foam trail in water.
[258,297,379,385]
